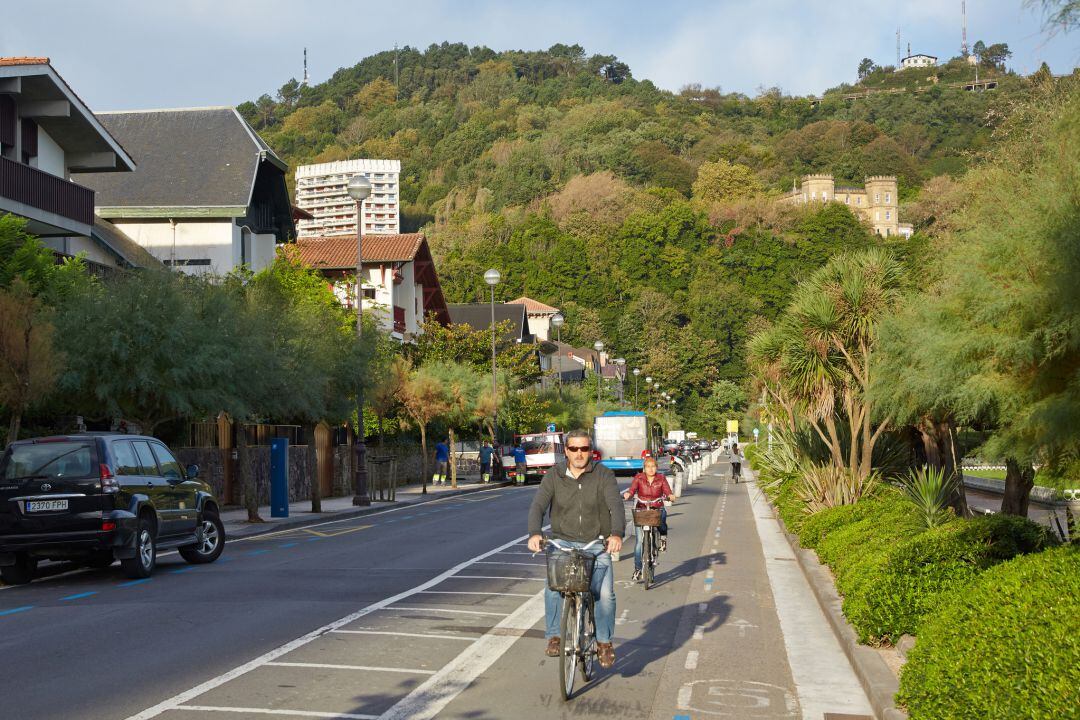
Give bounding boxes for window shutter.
[0,96,15,149]
[21,118,37,161]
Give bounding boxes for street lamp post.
[593,341,604,407]
[632,368,640,409]
[615,358,626,406]
[645,376,652,412]
[484,269,501,455]
[347,174,373,506]
[551,312,565,398]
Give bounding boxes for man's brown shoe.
[546,637,561,657]
[597,642,615,669]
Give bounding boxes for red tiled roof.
[509,296,559,314]
[0,57,50,66]
[296,234,425,268]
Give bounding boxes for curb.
[770,511,908,720]
[223,481,515,540]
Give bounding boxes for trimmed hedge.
[898,544,1080,719]
[840,514,1054,643]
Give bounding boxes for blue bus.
[593,411,649,473]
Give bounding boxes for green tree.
[691,159,763,203]
[857,58,876,79]
[0,281,61,445]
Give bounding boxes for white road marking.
[747,480,873,719]
[378,591,546,720]
[381,606,509,617]
[265,662,435,675]
[330,630,475,641]
[677,684,693,709]
[685,650,699,669]
[615,608,630,625]
[451,575,545,582]
[705,570,714,580]
[474,561,545,567]
[120,532,530,720]
[419,590,534,597]
[693,624,705,640]
[177,706,376,719]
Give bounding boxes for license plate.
[26,499,68,512]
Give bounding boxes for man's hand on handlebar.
[606,535,623,554]
[527,534,544,553]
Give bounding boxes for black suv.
[0,433,225,584]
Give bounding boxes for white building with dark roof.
[900,53,938,70]
[295,159,400,238]
[73,107,295,275]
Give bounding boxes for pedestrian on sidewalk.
[527,428,624,669]
[479,440,493,483]
[513,441,527,484]
[434,438,450,486]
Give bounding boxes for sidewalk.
[220,475,511,539]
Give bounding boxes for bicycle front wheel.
[643,530,655,590]
[559,594,579,700]
[579,594,596,682]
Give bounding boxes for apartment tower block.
[295,159,400,238]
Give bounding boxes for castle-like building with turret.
[783,175,912,238]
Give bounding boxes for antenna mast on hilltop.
[962,1,969,57]
[896,27,901,67]
[302,48,309,86]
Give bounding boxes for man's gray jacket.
[528,461,625,543]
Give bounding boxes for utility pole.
[302,48,309,87]
[962,0,969,58]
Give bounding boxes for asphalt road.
[0,461,871,720]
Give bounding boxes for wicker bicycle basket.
[546,549,596,593]
[633,508,663,527]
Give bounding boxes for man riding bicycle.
[528,429,624,669]
[730,442,742,482]
[622,456,675,581]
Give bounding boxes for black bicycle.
[543,536,603,700]
[731,455,742,483]
[633,504,663,590]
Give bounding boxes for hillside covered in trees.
[238,42,1056,432]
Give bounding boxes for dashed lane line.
[330,629,475,642]
[177,706,375,719]
[120,532,531,720]
[264,661,436,675]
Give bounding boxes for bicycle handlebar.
[542,536,604,553]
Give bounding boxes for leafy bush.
[796,463,879,513]
[842,514,1056,643]
[898,544,1080,719]
[899,465,957,529]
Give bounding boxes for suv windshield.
[1,441,97,481]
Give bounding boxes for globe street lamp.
[615,358,626,406]
[347,174,373,506]
[632,368,640,408]
[484,268,501,454]
[645,375,653,409]
[551,312,565,398]
[593,341,604,406]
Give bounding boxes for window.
[151,443,183,480]
[822,192,828,202]
[112,441,141,476]
[885,192,891,203]
[811,191,816,199]
[885,210,891,220]
[132,441,159,476]
[874,193,880,203]
[362,287,376,300]
[856,196,862,205]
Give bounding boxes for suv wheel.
[179,510,225,564]
[0,553,37,585]
[121,517,156,578]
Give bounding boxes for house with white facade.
[900,53,938,70]
[0,57,162,271]
[295,159,400,238]
[73,107,294,275]
[296,233,450,342]
[508,296,559,341]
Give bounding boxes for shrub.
[796,463,879,513]
[898,544,1080,719]
[842,514,1056,644]
[899,465,958,529]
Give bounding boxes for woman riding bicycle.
[622,456,675,582]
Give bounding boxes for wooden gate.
[315,421,334,498]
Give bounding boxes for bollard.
[270,437,289,518]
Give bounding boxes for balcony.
[0,156,94,235]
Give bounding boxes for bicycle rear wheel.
[643,530,655,590]
[579,594,596,682]
[559,594,579,700]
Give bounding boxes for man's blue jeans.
[633,507,668,571]
[544,542,616,644]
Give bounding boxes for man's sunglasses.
[566,446,592,453]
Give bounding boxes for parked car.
[0,433,225,584]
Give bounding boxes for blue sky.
[3,0,1076,111]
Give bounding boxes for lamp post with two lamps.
[632,368,640,409]
[346,174,373,506]
[593,341,604,406]
[551,312,565,398]
[484,268,501,454]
